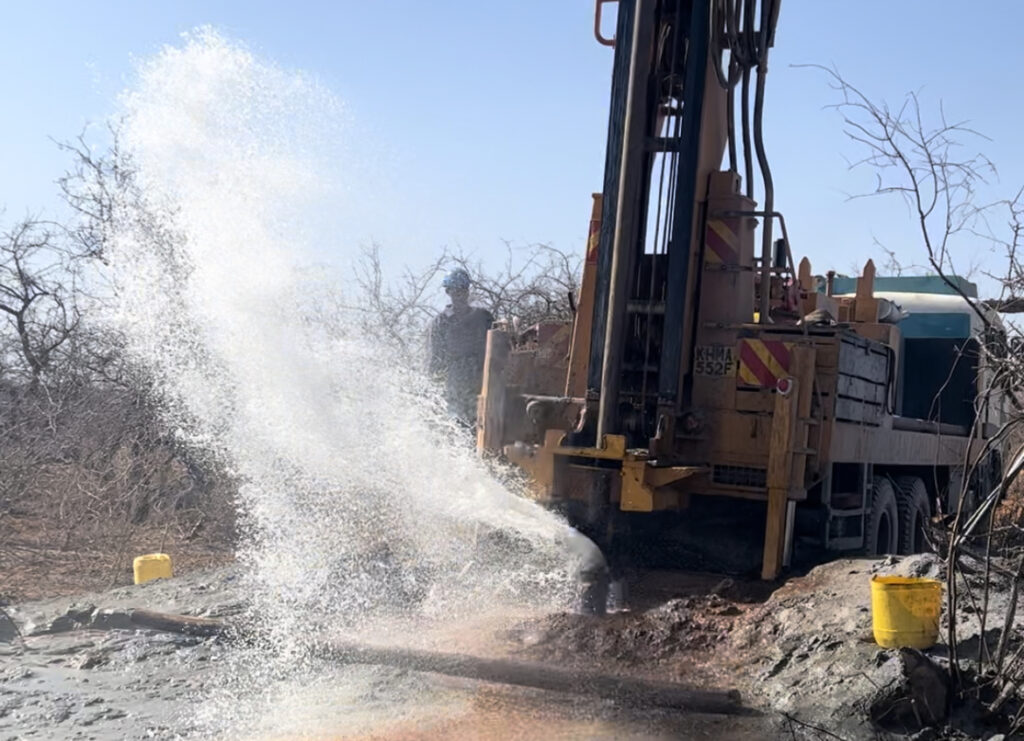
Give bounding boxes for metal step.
[831,508,865,518]
[645,136,682,153]
[621,362,659,373]
[626,300,665,315]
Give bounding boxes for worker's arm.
[427,315,446,376]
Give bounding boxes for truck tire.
[865,477,899,556]
[895,476,931,555]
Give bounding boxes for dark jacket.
[427,305,494,423]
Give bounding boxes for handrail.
[594,0,618,46]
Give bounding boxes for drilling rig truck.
[475,0,1008,589]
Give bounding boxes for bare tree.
[447,241,581,327]
[0,125,238,602]
[344,240,581,368]
[0,219,82,387]
[810,64,1013,319]
[54,122,137,261]
[351,242,450,362]
[819,64,1024,732]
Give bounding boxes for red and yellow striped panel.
[737,339,793,388]
[704,219,740,265]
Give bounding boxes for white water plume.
[99,28,588,735]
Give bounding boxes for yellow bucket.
[870,575,942,649]
[133,553,173,585]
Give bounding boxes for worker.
[427,268,494,426]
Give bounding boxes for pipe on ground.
[316,639,746,715]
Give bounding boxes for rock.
[40,638,96,656]
[25,604,97,636]
[903,649,948,725]
[0,610,19,644]
[74,652,107,670]
[0,667,33,683]
[89,609,134,631]
[710,578,735,596]
[868,649,948,733]
[882,553,944,580]
[763,654,790,679]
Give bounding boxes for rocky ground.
[1,554,1020,739]
[0,567,243,740]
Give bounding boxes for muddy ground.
[1,555,1017,740]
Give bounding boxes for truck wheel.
[896,476,931,555]
[865,477,899,556]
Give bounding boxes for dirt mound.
[510,594,741,669]
[725,553,1024,739]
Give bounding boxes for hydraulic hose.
[741,0,756,197]
[754,0,780,323]
[753,59,773,317]
[713,0,780,214]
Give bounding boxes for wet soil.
[337,685,776,741]
[508,594,740,672]
[1,566,243,739]
[3,553,1016,739]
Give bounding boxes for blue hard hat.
[442,268,471,290]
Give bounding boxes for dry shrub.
[0,379,237,602]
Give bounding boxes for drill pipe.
[315,640,745,715]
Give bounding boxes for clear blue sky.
[3,1,1023,292]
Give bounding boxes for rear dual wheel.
[895,477,931,555]
[865,477,899,556]
[864,476,931,556]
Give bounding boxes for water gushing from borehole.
[101,28,587,737]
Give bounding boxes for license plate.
[694,345,736,376]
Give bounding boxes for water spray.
[100,28,602,735]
